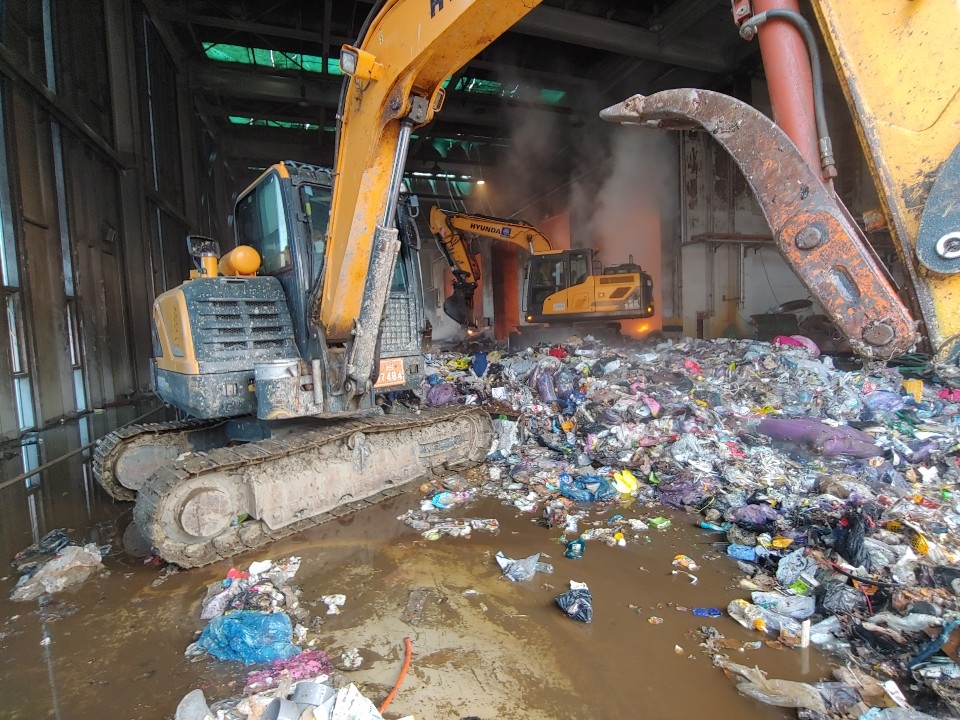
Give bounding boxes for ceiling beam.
[656,0,721,44]
[513,5,731,73]
[188,64,571,129]
[189,64,341,106]
[153,7,344,47]
[220,131,327,164]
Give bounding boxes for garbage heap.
[421,336,960,717]
[178,556,406,720]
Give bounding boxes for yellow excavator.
[92,0,544,567]
[601,0,960,370]
[429,206,654,333]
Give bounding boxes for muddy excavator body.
[93,0,544,567]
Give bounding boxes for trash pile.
[186,557,315,665]
[177,556,416,720]
[174,678,407,720]
[419,336,960,717]
[9,528,109,602]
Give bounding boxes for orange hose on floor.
[379,637,413,714]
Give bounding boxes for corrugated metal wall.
[0,0,223,441]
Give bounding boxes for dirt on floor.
[0,459,829,720]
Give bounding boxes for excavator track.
[94,418,227,502]
[133,405,493,568]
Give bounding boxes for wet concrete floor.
[1,411,834,720]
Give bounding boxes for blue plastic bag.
[559,474,617,502]
[197,610,300,664]
[727,544,757,562]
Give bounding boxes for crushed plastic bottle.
[727,599,803,643]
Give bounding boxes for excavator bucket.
[600,89,917,359]
[443,285,477,328]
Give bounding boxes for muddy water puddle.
[1,456,832,720]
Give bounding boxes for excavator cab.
[235,161,425,391]
[524,249,654,324]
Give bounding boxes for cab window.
[530,256,566,307]
[570,251,589,285]
[301,184,332,284]
[236,173,290,274]
[390,253,408,292]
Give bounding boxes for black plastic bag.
[556,587,593,623]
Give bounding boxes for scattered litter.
[341,648,362,670]
[11,542,106,602]
[417,336,960,713]
[321,594,346,615]
[495,551,553,581]
[555,580,592,623]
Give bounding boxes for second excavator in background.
[430,206,655,340]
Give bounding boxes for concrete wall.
[0,0,221,441]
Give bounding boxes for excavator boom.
[429,206,555,326]
[809,0,960,362]
[320,0,542,394]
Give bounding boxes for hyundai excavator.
[601,0,960,372]
[430,206,654,332]
[92,0,544,568]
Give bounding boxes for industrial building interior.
[3,2,959,719]
[0,0,895,448]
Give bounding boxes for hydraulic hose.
[741,9,836,180]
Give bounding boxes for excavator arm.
[316,0,542,397]
[429,205,554,327]
[602,0,960,363]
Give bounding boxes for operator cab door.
[566,249,592,313]
[528,254,569,321]
[235,170,314,356]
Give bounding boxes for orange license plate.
[375,358,406,388]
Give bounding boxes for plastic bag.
[727,544,757,562]
[495,551,542,582]
[757,418,882,458]
[864,390,907,414]
[751,591,816,620]
[819,582,866,615]
[10,543,104,602]
[775,547,816,586]
[836,506,871,570]
[555,583,592,623]
[564,538,585,559]
[195,610,300,664]
[717,659,827,714]
[559,474,617,503]
[536,372,558,403]
[554,370,579,401]
[727,504,780,530]
[426,382,457,407]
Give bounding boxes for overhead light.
[648,21,664,32]
[476,179,486,186]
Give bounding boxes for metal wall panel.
[10,88,73,424]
